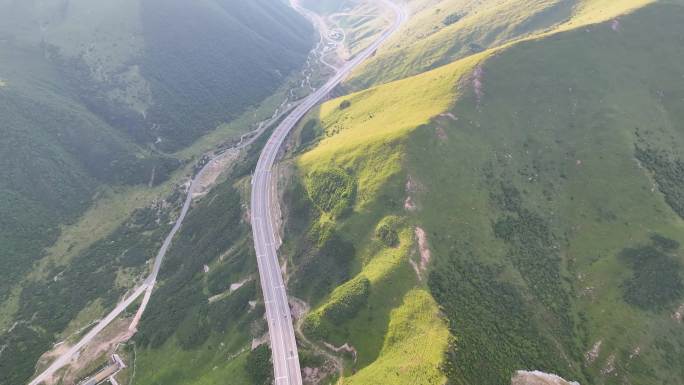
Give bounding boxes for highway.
[249,1,407,385]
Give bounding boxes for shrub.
[300,119,319,146]
[651,234,680,251]
[246,344,272,385]
[305,167,357,217]
[375,216,403,247]
[442,13,462,26]
[635,147,684,219]
[321,276,371,324]
[619,244,683,311]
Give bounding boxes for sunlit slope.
[347,0,654,88]
[343,289,449,385]
[286,50,479,384]
[407,2,684,384]
[299,53,482,208]
[290,1,678,385]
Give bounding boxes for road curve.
[249,2,407,385]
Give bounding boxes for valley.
[3,1,684,385]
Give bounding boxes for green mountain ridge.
[4,1,684,385]
[283,0,684,384]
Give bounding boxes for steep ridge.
[282,0,681,384]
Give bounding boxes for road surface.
[26,17,340,382]
[27,116,280,385]
[249,1,407,385]
[29,161,209,385]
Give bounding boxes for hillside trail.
[291,298,345,383]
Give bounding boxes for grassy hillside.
[414,3,684,383]
[0,1,313,384]
[139,0,314,150]
[129,164,278,385]
[0,43,178,303]
[284,1,684,384]
[346,0,654,89]
[0,0,313,149]
[0,0,312,303]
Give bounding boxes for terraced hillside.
[283,0,684,384]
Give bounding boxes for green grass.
[347,0,654,89]
[343,289,449,385]
[134,338,253,385]
[403,3,684,383]
[287,1,677,384]
[298,52,481,210]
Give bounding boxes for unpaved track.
[27,73,310,385]
[28,2,406,384]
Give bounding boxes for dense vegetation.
[0,0,314,304]
[288,2,684,385]
[139,0,314,150]
[619,238,683,311]
[410,3,684,384]
[131,177,268,385]
[137,181,248,348]
[305,167,357,217]
[635,147,684,218]
[0,202,173,384]
[246,345,272,385]
[429,258,575,384]
[0,83,177,301]
[491,184,576,341]
[0,2,314,382]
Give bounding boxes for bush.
[442,13,462,26]
[208,281,257,332]
[651,233,680,251]
[305,167,357,217]
[339,100,351,110]
[246,345,272,385]
[176,304,211,349]
[375,216,403,247]
[429,257,577,384]
[321,276,371,324]
[635,147,684,219]
[300,119,319,146]
[619,244,683,311]
[294,232,355,304]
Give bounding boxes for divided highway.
[249,2,407,384]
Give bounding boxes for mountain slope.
[0,1,313,384]
[417,3,684,383]
[346,0,654,89]
[283,1,684,384]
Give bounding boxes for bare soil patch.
[511,370,579,385]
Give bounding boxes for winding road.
[250,1,407,384]
[27,2,405,384]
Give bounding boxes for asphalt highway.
[249,2,407,384]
